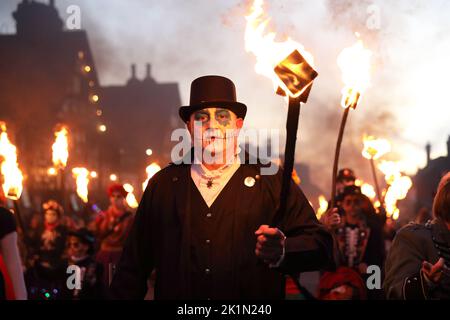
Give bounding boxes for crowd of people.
[0,183,134,300]
[0,169,449,300]
[316,169,450,300]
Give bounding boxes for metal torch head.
[342,87,361,109]
[274,49,318,102]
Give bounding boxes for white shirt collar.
[191,148,241,207]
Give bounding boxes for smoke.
[2,0,449,199]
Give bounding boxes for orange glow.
[382,170,413,220]
[142,163,161,191]
[52,126,69,169]
[91,94,99,103]
[123,183,139,209]
[245,0,315,97]
[83,65,91,73]
[292,169,301,185]
[0,122,24,200]
[72,167,90,203]
[337,35,372,109]
[362,135,391,160]
[316,195,328,220]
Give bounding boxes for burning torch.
[245,0,318,227]
[72,167,91,204]
[361,135,391,206]
[0,122,25,234]
[330,37,372,208]
[142,162,161,191]
[123,183,139,209]
[52,125,69,206]
[377,160,413,220]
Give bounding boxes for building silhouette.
[0,0,102,207]
[99,63,181,187]
[412,136,450,213]
[0,0,181,207]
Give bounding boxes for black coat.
[110,159,334,299]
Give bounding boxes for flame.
[0,122,24,200]
[52,126,69,169]
[142,163,161,191]
[72,167,90,203]
[378,161,401,185]
[355,178,376,200]
[361,182,376,200]
[384,175,412,220]
[316,195,328,220]
[245,0,315,97]
[362,135,391,160]
[337,36,372,109]
[123,183,139,209]
[292,169,301,185]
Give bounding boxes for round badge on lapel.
[244,176,256,187]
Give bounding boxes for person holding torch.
[110,75,334,299]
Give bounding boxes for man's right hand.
[322,207,341,228]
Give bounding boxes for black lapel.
[171,163,193,297]
[173,164,191,225]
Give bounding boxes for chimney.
[447,135,450,158]
[145,63,151,78]
[426,142,431,165]
[131,64,136,79]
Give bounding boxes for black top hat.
[179,75,247,123]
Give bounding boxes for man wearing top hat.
[110,75,334,299]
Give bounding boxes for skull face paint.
[193,108,232,127]
[188,107,243,165]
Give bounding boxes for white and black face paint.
[190,108,241,164]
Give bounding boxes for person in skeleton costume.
[61,228,104,300]
[321,185,385,299]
